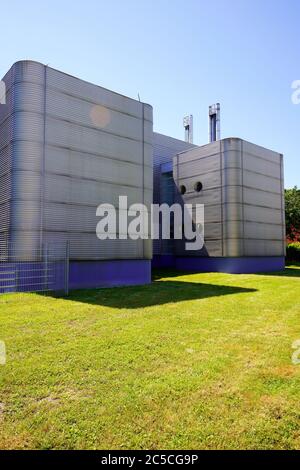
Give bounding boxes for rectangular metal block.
[173,137,285,258]
[0,61,153,260]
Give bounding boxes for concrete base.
[152,255,285,274]
[69,260,152,290]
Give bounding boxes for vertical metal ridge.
[241,139,245,256]
[142,103,145,258]
[279,154,285,256]
[220,140,224,256]
[39,65,47,254]
[7,79,14,249]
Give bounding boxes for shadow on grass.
[67,280,257,309]
[256,263,300,278]
[153,265,300,280]
[153,269,203,280]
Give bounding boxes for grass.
[0,264,300,450]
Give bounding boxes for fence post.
[65,241,70,296]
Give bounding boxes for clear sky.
[1,0,299,187]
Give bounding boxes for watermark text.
[96,196,205,251]
[0,341,6,365]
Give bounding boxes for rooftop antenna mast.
[208,103,221,142]
[183,115,194,144]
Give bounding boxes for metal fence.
[0,242,69,295]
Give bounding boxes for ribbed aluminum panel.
[43,205,148,236]
[201,204,222,223]
[173,144,223,257]
[0,60,153,261]
[222,150,242,169]
[173,137,285,257]
[153,132,195,201]
[183,188,221,205]
[12,111,44,142]
[243,170,281,193]
[244,205,282,224]
[243,187,282,209]
[44,232,145,260]
[177,239,222,257]
[0,202,10,231]
[244,222,283,240]
[44,174,152,207]
[46,88,153,143]
[244,240,283,256]
[45,146,152,190]
[10,200,41,230]
[46,117,148,165]
[242,140,281,163]
[0,66,13,246]
[9,82,45,114]
[47,67,147,120]
[0,174,11,204]
[203,222,222,240]
[223,239,244,257]
[177,154,220,178]
[0,145,12,177]
[243,153,281,178]
[177,169,221,192]
[177,140,220,162]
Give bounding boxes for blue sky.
[1,0,299,187]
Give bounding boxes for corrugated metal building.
[0,60,153,288]
[0,60,285,290]
[153,136,285,272]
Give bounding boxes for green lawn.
[0,265,300,450]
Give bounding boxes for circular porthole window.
[194,181,203,192]
[180,185,186,195]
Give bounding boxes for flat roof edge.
[4,60,153,109]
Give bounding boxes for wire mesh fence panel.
[0,242,69,295]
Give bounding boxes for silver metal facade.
[0,61,153,260]
[173,137,285,257]
[153,132,196,255]
[0,62,285,265]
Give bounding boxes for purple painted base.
[152,255,175,269]
[69,260,151,290]
[153,256,285,274]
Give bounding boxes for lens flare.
[90,105,111,128]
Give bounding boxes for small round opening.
[180,185,186,195]
[194,181,203,192]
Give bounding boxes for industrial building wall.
[240,140,285,257]
[0,61,153,261]
[0,62,43,252]
[0,66,13,249]
[173,140,224,256]
[173,138,285,258]
[153,132,196,256]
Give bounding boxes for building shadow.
[152,269,203,280]
[66,279,257,309]
[152,264,300,280]
[256,264,300,278]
